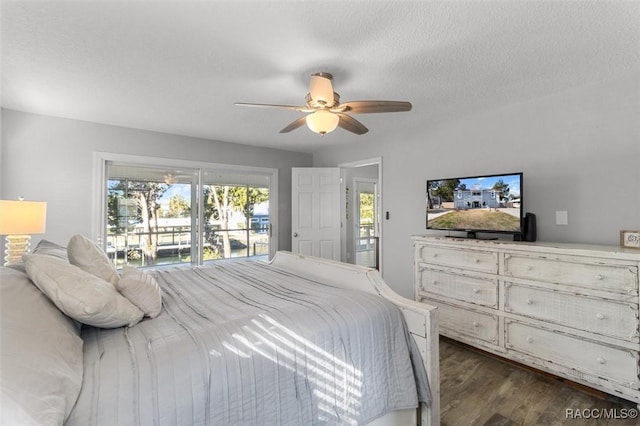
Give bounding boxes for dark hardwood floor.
[439,337,639,426]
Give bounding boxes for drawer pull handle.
[432,280,438,285]
[526,337,534,343]
[595,274,603,280]
[596,313,605,320]
[432,253,438,258]
[526,299,533,305]
[472,288,479,294]
[526,265,533,271]
[474,258,480,264]
[471,321,479,328]
[597,357,606,364]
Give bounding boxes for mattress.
[66,261,429,425]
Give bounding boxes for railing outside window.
[107,223,270,268]
[105,160,273,270]
[355,224,379,270]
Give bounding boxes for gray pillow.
[0,266,83,425]
[33,239,69,261]
[5,239,68,273]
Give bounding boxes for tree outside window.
[106,164,272,268]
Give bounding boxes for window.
[95,154,277,269]
[355,182,377,269]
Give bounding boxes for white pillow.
[117,266,163,318]
[1,267,83,426]
[24,254,143,328]
[67,234,119,286]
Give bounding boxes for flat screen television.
[426,172,523,239]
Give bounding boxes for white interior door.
[291,167,341,260]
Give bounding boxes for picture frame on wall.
[620,230,640,249]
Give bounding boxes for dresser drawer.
[505,284,639,341]
[504,254,638,294]
[418,267,498,308]
[506,321,639,389]
[423,299,498,344]
[417,244,498,274]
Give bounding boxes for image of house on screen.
[453,185,502,209]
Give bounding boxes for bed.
[1,242,439,426]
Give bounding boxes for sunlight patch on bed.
[222,341,251,358]
[220,314,363,424]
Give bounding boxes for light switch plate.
[556,210,568,225]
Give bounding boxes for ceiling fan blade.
[309,72,335,105]
[335,100,412,114]
[279,116,308,133]
[337,113,368,135]
[235,102,312,112]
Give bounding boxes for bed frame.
[269,251,440,426]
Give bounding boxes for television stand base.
[465,231,498,240]
[443,233,499,240]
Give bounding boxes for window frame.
[92,152,278,265]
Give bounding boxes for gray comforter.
[66,261,429,425]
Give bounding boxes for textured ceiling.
[2,1,639,154]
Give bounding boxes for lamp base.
[4,234,31,266]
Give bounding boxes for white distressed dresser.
[412,235,640,404]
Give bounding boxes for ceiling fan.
[163,171,194,184]
[235,72,412,135]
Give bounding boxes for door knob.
[293,232,298,237]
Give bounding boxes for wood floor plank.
[439,337,639,426]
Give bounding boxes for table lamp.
[0,198,47,266]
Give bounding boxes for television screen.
[426,172,523,238]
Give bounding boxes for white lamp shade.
[306,110,339,135]
[0,200,47,235]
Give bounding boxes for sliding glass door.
[102,156,275,269]
[201,170,270,263]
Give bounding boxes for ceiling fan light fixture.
[306,110,339,135]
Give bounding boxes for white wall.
[0,109,312,251]
[313,74,640,298]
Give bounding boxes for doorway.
[339,158,381,271]
[354,179,378,268]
